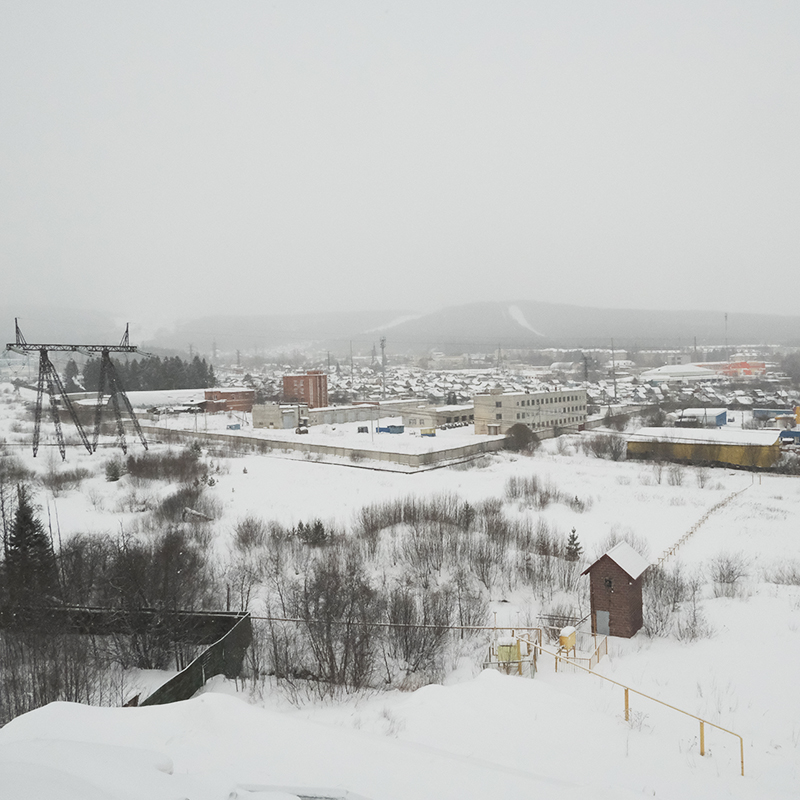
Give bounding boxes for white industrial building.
[473,387,588,436]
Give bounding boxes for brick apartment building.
[282,370,328,409]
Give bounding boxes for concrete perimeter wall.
[136,424,506,470]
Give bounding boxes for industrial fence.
[135,424,506,470]
[656,488,748,567]
[536,644,745,777]
[141,613,252,706]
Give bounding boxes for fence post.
[700,721,705,756]
[624,688,629,722]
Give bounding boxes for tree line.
[76,355,216,393]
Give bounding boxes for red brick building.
[282,371,328,409]
[581,542,648,638]
[203,388,255,413]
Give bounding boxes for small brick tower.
[581,541,649,638]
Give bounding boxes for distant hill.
[143,310,408,358]
[7,301,797,359]
[145,302,800,356]
[351,301,800,353]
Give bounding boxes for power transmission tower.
[7,320,148,459]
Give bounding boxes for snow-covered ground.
[1,382,799,798]
[154,409,498,455]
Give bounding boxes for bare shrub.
[584,433,626,461]
[504,475,588,512]
[41,461,91,495]
[675,575,712,641]
[651,461,664,485]
[233,515,268,551]
[594,527,649,560]
[762,561,800,585]
[155,484,212,522]
[710,552,748,598]
[291,550,382,694]
[695,467,710,488]
[642,564,686,637]
[667,464,684,486]
[126,447,208,483]
[385,586,452,675]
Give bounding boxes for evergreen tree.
[64,359,82,392]
[5,486,60,604]
[565,528,583,562]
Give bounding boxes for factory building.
[473,387,587,436]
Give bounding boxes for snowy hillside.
[0,382,798,798]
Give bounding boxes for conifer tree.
[565,528,583,562]
[5,486,60,604]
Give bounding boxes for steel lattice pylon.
[6,319,148,459]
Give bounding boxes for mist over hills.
[4,301,799,359]
[144,301,800,357]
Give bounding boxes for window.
[496,413,502,420]
[604,577,613,590]
[495,401,502,408]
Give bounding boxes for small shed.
[581,542,649,638]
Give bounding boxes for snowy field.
[0,382,799,799]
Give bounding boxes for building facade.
[282,370,328,408]
[253,403,309,429]
[582,542,648,638]
[203,388,255,413]
[473,388,588,436]
[402,403,474,429]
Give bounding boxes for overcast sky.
[2,1,799,326]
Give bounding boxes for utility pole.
[724,313,729,361]
[380,336,387,398]
[611,339,618,402]
[350,341,354,379]
[189,343,194,358]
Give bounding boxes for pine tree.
[5,486,60,604]
[565,528,583,562]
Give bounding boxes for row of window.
[407,414,474,425]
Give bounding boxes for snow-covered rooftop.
[628,427,782,447]
[602,541,649,579]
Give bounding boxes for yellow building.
[626,428,781,469]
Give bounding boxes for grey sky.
[2,2,799,325]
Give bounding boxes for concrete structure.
[473,387,587,436]
[253,403,309,429]
[402,404,474,429]
[204,388,255,413]
[254,400,428,430]
[283,370,328,408]
[307,404,379,426]
[626,427,782,469]
[582,542,648,638]
[137,423,506,471]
